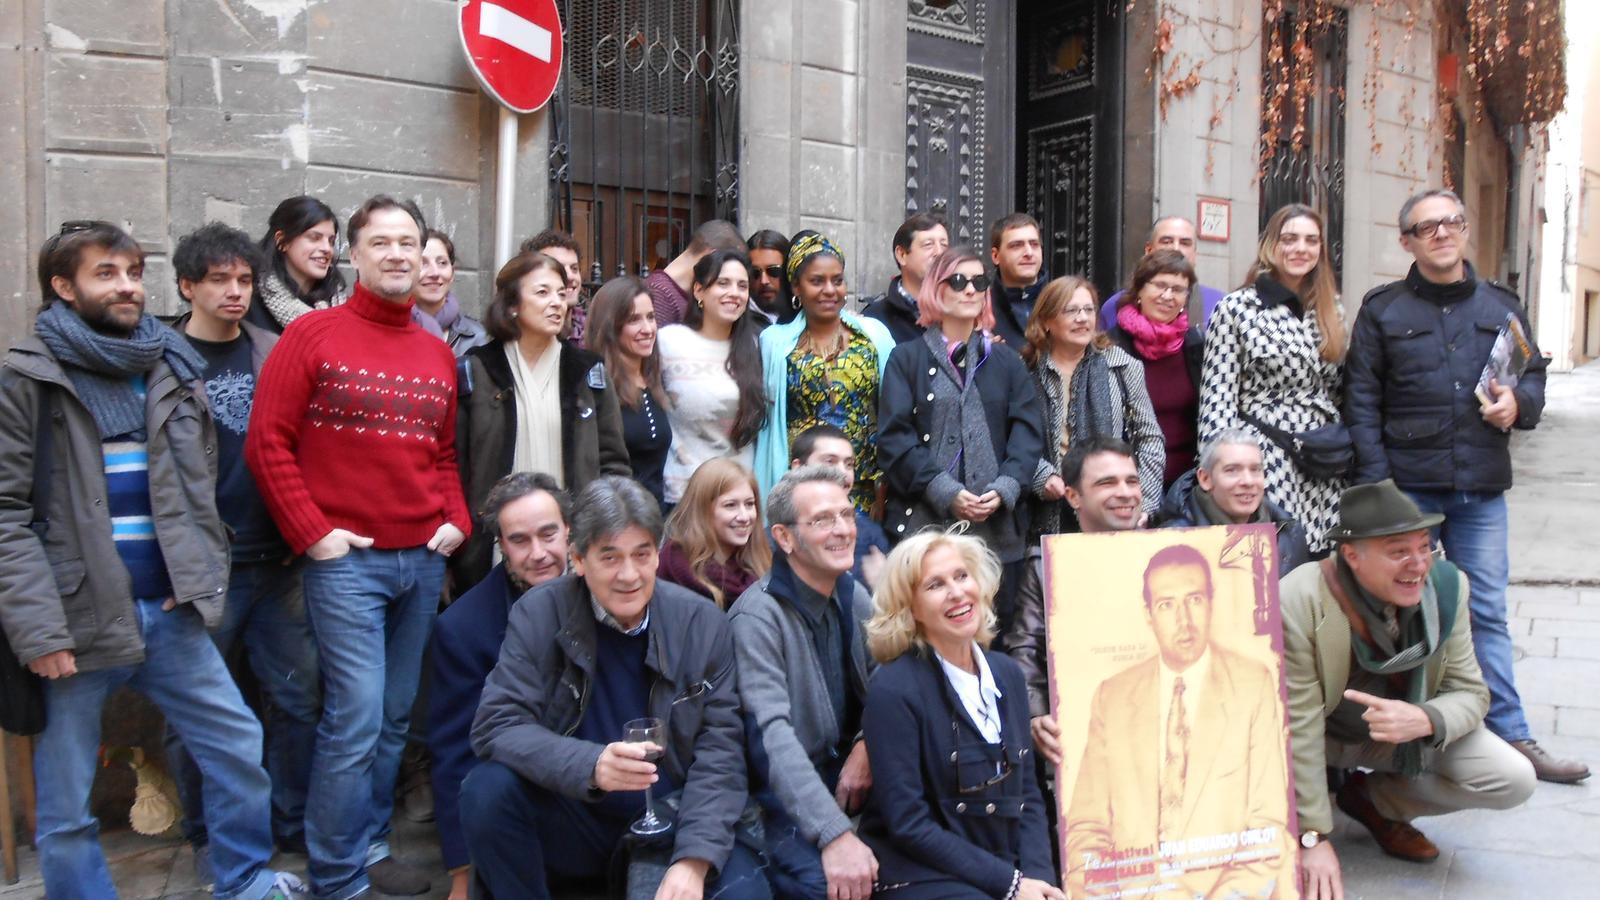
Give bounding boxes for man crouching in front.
[1285,480,1535,899]
[460,476,769,899]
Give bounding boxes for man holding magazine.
[1343,188,1587,784]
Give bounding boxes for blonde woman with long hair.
[1199,203,1349,551]
[856,529,1061,900]
[657,458,772,608]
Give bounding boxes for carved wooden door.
[1016,0,1123,292]
[904,0,1015,246]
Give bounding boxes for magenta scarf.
[1116,302,1189,360]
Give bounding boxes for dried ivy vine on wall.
[1133,0,1568,182]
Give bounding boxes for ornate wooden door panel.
[905,0,1015,245]
[1017,0,1122,292]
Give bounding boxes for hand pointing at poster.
[1342,690,1435,744]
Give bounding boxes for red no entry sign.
[458,0,565,114]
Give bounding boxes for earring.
[791,295,801,311]
[510,310,519,318]
[697,297,704,309]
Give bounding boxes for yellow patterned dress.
[785,324,882,513]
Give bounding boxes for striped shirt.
[105,375,172,600]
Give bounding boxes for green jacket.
[1279,559,1488,834]
[0,337,228,673]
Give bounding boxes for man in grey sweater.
[729,466,878,900]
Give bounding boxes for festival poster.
[1043,524,1299,899]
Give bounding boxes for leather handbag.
[1,386,53,736]
[1243,412,1356,481]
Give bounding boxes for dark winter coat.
[877,329,1045,562]
[861,276,924,345]
[0,338,228,673]
[427,562,519,870]
[1343,262,1546,492]
[471,574,746,872]
[1158,469,1313,576]
[455,340,630,586]
[858,648,1056,896]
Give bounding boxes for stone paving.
[4,365,1599,899]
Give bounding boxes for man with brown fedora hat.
[1280,480,1536,900]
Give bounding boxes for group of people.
[0,183,1583,900]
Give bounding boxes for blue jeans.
[165,559,321,849]
[459,761,771,900]
[760,809,828,900]
[34,598,276,900]
[1406,490,1531,742]
[301,546,445,900]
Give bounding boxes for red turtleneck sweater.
[246,284,471,553]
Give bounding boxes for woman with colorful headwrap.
[753,232,898,514]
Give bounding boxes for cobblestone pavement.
[4,366,1598,899]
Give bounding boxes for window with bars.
[1259,3,1348,280]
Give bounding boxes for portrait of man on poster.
[1064,543,1292,899]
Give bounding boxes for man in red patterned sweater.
[247,195,471,900]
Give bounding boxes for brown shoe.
[1335,771,1440,863]
[1510,739,1591,784]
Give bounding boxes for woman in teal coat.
[754,232,897,510]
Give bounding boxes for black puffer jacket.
[1158,469,1313,576]
[1343,263,1545,492]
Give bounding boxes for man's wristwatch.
[1300,830,1324,849]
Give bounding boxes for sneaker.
[262,871,308,899]
[367,856,432,896]
[192,843,215,891]
[1509,739,1591,784]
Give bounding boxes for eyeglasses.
[943,273,992,293]
[1402,215,1468,239]
[1062,305,1097,320]
[755,265,784,280]
[1383,546,1446,566]
[1145,282,1190,299]
[796,509,854,532]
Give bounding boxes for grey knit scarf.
[35,302,206,440]
[924,328,999,490]
[258,272,324,329]
[1066,346,1117,445]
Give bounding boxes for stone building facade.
[2,0,1560,343]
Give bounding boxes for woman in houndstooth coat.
[1200,203,1349,552]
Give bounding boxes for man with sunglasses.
[730,465,879,900]
[1063,543,1290,900]
[0,221,303,899]
[1343,189,1587,785]
[1283,481,1535,899]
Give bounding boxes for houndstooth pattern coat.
[1199,282,1346,552]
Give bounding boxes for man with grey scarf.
[0,221,303,898]
[1280,480,1534,900]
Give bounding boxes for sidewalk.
[1335,361,1600,899]
[4,366,1599,899]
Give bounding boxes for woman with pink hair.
[876,246,1046,633]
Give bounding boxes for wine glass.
[624,716,671,836]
